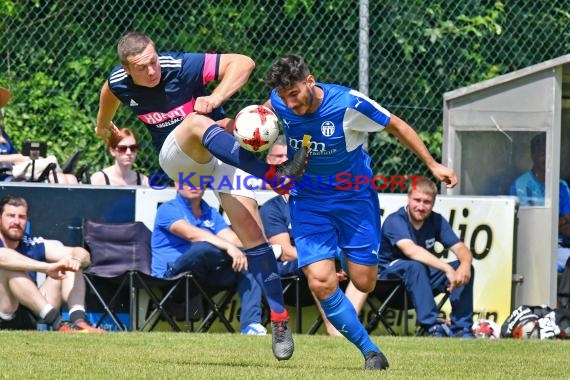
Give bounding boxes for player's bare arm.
[194,54,255,114]
[96,82,122,141]
[385,115,458,188]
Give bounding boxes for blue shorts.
[290,187,381,268]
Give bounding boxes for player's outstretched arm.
[195,54,255,115]
[96,82,122,143]
[385,114,457,188]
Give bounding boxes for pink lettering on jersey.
[203,53,219,84]
[138,100,195,125]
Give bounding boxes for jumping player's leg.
[218,192,288,317]
[175,113,306,185]
[159,133,293,361]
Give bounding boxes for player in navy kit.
[96,32,295,360]
[198,54,458,370]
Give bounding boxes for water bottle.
[36,322,49,332]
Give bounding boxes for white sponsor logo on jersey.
[321,121,335,137]
[129,99,139,107]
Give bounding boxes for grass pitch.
[0,331,568,379]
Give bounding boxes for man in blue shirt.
[97,32,295,359]
[379,178,474,337]
[0,195,103,332]
[152,184,266,335]
[510,133,570,272]
[203,54,457,370]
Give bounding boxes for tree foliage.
[0,1,567,185]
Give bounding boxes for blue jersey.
[107,52,226,152]
[270,83,391,197]
[0,235,46,283]
[0,129,18,155]
[151,193,228,277]
[510,170,570,214]
[379,207,460,269]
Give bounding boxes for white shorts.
[159,131,257,199]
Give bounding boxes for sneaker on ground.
[364,351,389,370]
[427,323,452,337]
[271,320,294,361]
[56,321,90,333]
[58,320,105,333]
[241,323,267,336]
[73,320,105,332]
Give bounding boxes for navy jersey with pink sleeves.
[269,83,391,197]
[107,52,226,152]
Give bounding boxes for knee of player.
[309,279,338,300]
[182,113,215,135]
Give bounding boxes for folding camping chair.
[365,277,450,336]
[82,220,236,332]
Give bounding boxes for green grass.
[0,332,568,379]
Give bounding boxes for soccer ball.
[233,105,280,152]
[472,319,501,339]
[513,320,540,339]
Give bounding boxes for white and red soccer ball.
[472,319,501,339]
[233,105,280,152]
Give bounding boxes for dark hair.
[264,54,310,92]
[0,195,28,215]
[117,32,155,66]
[530,133,546,155]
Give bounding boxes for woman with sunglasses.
[90,127,148,186]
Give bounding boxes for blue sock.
[320,287,380,356]
[245,243,286,314]
[202,124,270,179]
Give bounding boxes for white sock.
[39,305,54,319]
[68,305,86,315]
[0,311,16,321]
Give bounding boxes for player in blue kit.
[96,32,296,360]
[197,54,458,370]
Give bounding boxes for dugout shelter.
[442,54,570,307]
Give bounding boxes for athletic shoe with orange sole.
[57,320,105,333]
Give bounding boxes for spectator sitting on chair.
[0,194,104,332]
[260,136,368,336]
[378,178,474,337]
[510,133,570,273]
[0,87,77,184]
[151,183,266,335]
[90,127,148,186]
